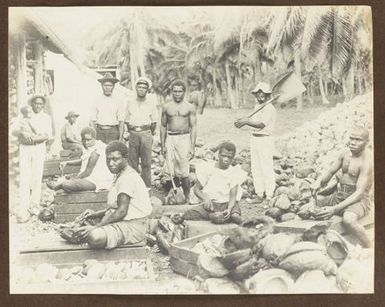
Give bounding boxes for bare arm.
[334,158,373,213]
[89,120,96,129]
[194,180,211,202]
[160,105,168,154]
[317,152,344,187]
[227,185,238,212]
[77,151,99,178]
[189,105,197,154]
[96,193,130,226]
[118,121,124,141]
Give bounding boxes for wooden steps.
[53,190,108,223]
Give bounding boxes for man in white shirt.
[184,142,246,224]
[234,82,277,202]
[17,94,53,218]
[78,141,152,249]
[125,77,158,188]
[90,73,125,144]
[61,111,83,157]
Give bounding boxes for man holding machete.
[234,82,277,203]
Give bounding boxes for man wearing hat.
[16,94,53,218]
[90,72,125,144]
[61,111,83,157]
[125,77,158,189]
[234,82,277,202]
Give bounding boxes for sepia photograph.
[8,6,374,295]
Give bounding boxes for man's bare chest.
[342,155,361,178]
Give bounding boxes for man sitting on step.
[77,141,152,249]
[183,141,247,225]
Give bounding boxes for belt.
[252,133,269,137]
[97,124,118,130]
[168,130,190,136]
[127,124,151,132]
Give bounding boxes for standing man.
[90,72,125,144]
[125,77,158,189]
[188,79,206,114]
[19,95,52,217]
[161,80,197,204]
[234,82,276,202]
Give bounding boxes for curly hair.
[218,141,236,156]
[80,126,97,139]
[170,79,186,92]
[106,140,129,159]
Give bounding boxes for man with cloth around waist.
[90,72,125,144]
[160,80,197,204]
[235,82,276,202]
[311,127,373,248]
[125,77,158,189]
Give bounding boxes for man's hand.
[77,225,95,239]
[188,147,195,160]
[223,209,231,220]
[234,118,248,128]
[315,206,336,220]
[203,199,214,212]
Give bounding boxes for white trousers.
[19,143,46,209]
[250,136,276,198]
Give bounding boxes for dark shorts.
[184,202,241,221]
[96,126,119,144]
[319,184,371,219]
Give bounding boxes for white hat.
[251,82,272,94]
[135,77,152,89]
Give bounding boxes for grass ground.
[196,105,331,150]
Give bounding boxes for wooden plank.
[16,246,149,267]
[185,220,238,238]
[54,190,108,204]
[43,160,80,177]
[169,257,199,279]
[169,232,217,264]
[53,202,107,214]
[19,232,145,254]
[274,210,375,234]
[274,220,329,234]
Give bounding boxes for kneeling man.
[78,141,152,249]
[312,126,373,247]
[184,142,246,224]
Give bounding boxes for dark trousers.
[128,130,153,188]
[96,126,119,144]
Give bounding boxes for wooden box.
[53,190,108,223]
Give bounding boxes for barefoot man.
[160,80,197,204]
[312,126,373,247]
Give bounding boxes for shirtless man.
[312,127,373,247]
[160,80,197,203]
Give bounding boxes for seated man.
[77,141,153,249]
[183,141,247,224]
[48,127,112,192]
[61,111,83,158]
[312,126,373,248]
